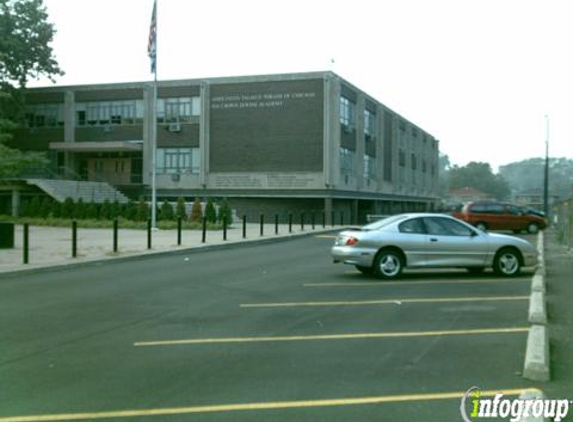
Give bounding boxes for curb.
[523,325,550,382]
[528,291,547,325]
[0,228,340,279]
[516,389,549,422]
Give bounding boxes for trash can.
[0,222,15,249]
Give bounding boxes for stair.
[25,179,130,204]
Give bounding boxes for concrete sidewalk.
[542,229,573,405]
[0,222,339,275]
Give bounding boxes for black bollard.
[72,220,77,258]
[113,218,119,252]
[23,223,29,264]
[177,217,182,246]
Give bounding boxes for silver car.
[331,213,538,279]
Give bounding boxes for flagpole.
[150,0,158,230]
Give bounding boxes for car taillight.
[345,236,359,246]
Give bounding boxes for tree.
[159,200,174,221]
[217,198,233,227]
[448,162,510,200]
[189,198,203,222]
[205,198,217,223]
[0,0,63,176]
[175,197,187,220]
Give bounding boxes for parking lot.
[0,233,541,421]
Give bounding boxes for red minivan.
[452,201,548,234]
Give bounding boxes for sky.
[28,0,572,172]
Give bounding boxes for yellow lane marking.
[0,388,527,421]
[306,278,529,287]
[241,296,529,308]
[134,327,528,347]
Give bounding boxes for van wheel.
[373,249,403,280]
[527,223,539,234]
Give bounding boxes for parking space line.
[240,295,528,308]
[0,388,527,421]
[305,278,529,287]
[134,327,528,347]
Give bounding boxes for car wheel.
[355,265,373,276]
[493,248,521,276]
[527,223,539,234]
[373,248,403,280]
[475,222,487,231]
[467,267,485,274]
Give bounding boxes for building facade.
[10,72,440,223]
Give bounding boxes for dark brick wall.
[157,123,199,148]
[209,79,324,172]
[76,126,143,142]
[75,89,143,101]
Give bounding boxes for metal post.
[223,217,227,241]
[72,220,77,258]
[260,214,264,236]
[311,212,315,230]
[202,217,207,243]
[242,215,247,239]
[113,218,118,253]
[301,213,305,231]
[289,213,293,233]
[275,214,279,235]
[177,217,182,245]
[23,223,29,264]
[322,211,326,228]
[331,211,335,227]
[147,218,152,249]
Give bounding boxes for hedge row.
[18,196,234,225]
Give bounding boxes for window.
[363,155,375,181]
[398,149,406,167]
[156,148,200,174]
[157,97,200,124]
[411,153,417,170]
[364,109,376,137]
[399,218,426,234]
[339,96,355,131]
[424,217,474,237]
[25,104,64,128]
[340,148,355,176]
[76,100,142,127]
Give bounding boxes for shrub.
[100,199,112,220]
[205,198,217,223]
[136,196,149,222]
[176,197,187,220]
[27,196,41,218]
[160,200,174,221]
[61,198,75,219]
[75,198,86,219]
[85,201,99,219]
[39,196,52,218]
[218,198,233,226]
[190,197,203,222]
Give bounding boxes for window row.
[76,100,144,126]
[156,148,200,175]
[25,104,65,128]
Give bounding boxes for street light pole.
[543,114,549,217]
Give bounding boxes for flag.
[147,0,157,74]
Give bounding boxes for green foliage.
[447,162,510,200]
[50,199,61,218]
[85,202,98,219]
[136,197,149,222]
[499,157,573,198]
[217,198,233,226]
[176,197,187,220]
[160,200,174,221]
[61,197,75,219]
[27,196,41,217]
[39,196,52,218]
[190,197,203,222]
[100,199,112,220]
[205,198,217,223]
[0,0,63,175]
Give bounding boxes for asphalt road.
[0,234,540,422]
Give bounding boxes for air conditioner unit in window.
[168,123,181,132]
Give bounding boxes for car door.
[396,217,428,267]
[423,216,490,267]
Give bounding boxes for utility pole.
[543,115,549,217]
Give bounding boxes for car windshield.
[362,214,409,231]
